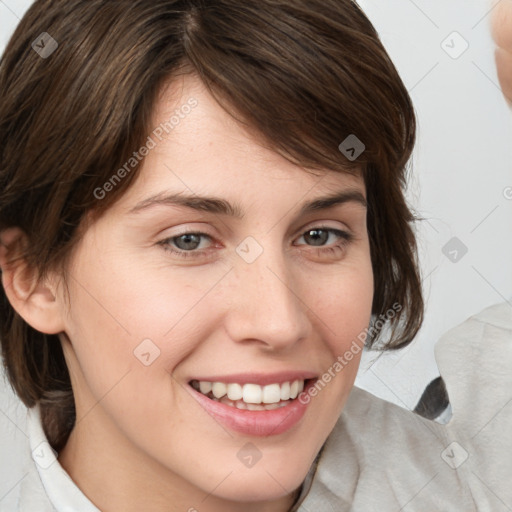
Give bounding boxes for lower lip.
[187,381,314,437]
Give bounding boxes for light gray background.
[1,0,511,508]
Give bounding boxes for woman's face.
[56,73,373,508]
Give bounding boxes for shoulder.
[435,301,511,362]
[434,301,512,436]
[433,302,512,508]
[16,467,57,512]
[339,386,450,462]
[298,387,475,511]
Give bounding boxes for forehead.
[125,73,365,202]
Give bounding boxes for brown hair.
[0,0,423,451]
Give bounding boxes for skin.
[491,0,512,103]
[0,73,373,512]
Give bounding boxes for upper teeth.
[194,380,305,404]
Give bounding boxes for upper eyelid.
[169,223,350,238]
[166,217,352,237]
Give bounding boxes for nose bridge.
[224,237,310,348]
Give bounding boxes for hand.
[491,0,512,103]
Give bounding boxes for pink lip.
[187,371,318,386]
[186,379,317,437]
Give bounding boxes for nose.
[222,245,312,351]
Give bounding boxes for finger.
[495,47,512,104]
[491,0,512,51]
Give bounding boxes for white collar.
[22,404,100,512]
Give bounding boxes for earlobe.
[0,227,65,335]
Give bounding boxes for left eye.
[295,227,349,247]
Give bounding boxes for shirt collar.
[23,403,100,512]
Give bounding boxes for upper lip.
[188,371,318,387]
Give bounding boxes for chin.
[209,475,302,504]
[200,451,314,503]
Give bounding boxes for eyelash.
[158,226,354,260]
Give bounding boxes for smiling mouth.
[189,379,310,411]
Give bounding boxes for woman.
[0,1,487,510]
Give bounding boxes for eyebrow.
[127,189,367,218]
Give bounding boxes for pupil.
[305,229,327,246]
[175,234,200,250]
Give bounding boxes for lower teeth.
[213,395,291,411]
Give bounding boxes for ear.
[0,227,65,335]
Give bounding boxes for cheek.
[314,259,374,349]
[296,257,373,403]
[312,258,374,394]
[65,252,228,359]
